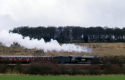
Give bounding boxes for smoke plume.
[0,29,92,53]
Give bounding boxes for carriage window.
[4,57,7,60]
[14,57,17,60]
[31,57,34,60]
[19,57,22,60]
[23,58,25,60]
[26,57,29,60]
[41,57,43,60]
[36,57,39,60]
[48,58,50,60]
[9,57,12,60]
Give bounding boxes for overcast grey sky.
[0,0,125,30]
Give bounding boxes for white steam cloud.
[0,29,92,53]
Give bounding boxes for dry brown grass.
[79,43,125,56]
[0,43,125,56]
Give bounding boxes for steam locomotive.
[0,55,101,64]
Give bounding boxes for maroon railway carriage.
[0,56,52,63]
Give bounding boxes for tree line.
[10,26,125,43]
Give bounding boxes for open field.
[0,43,125,56]
[0,75,125,80]
[78,43,125,56]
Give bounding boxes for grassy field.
[79,43,125,56]
[0,75,125,80]
[0,43,125,56]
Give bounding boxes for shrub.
[104,61,112,74]
[59,64,68,75]
[29,62,43,75]
[110,64,122,74]
[0,64,7,73]
[88,65,100,75]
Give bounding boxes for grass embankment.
[0,75,125,80]
[81,43,125,56]
[0,43,125,56]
